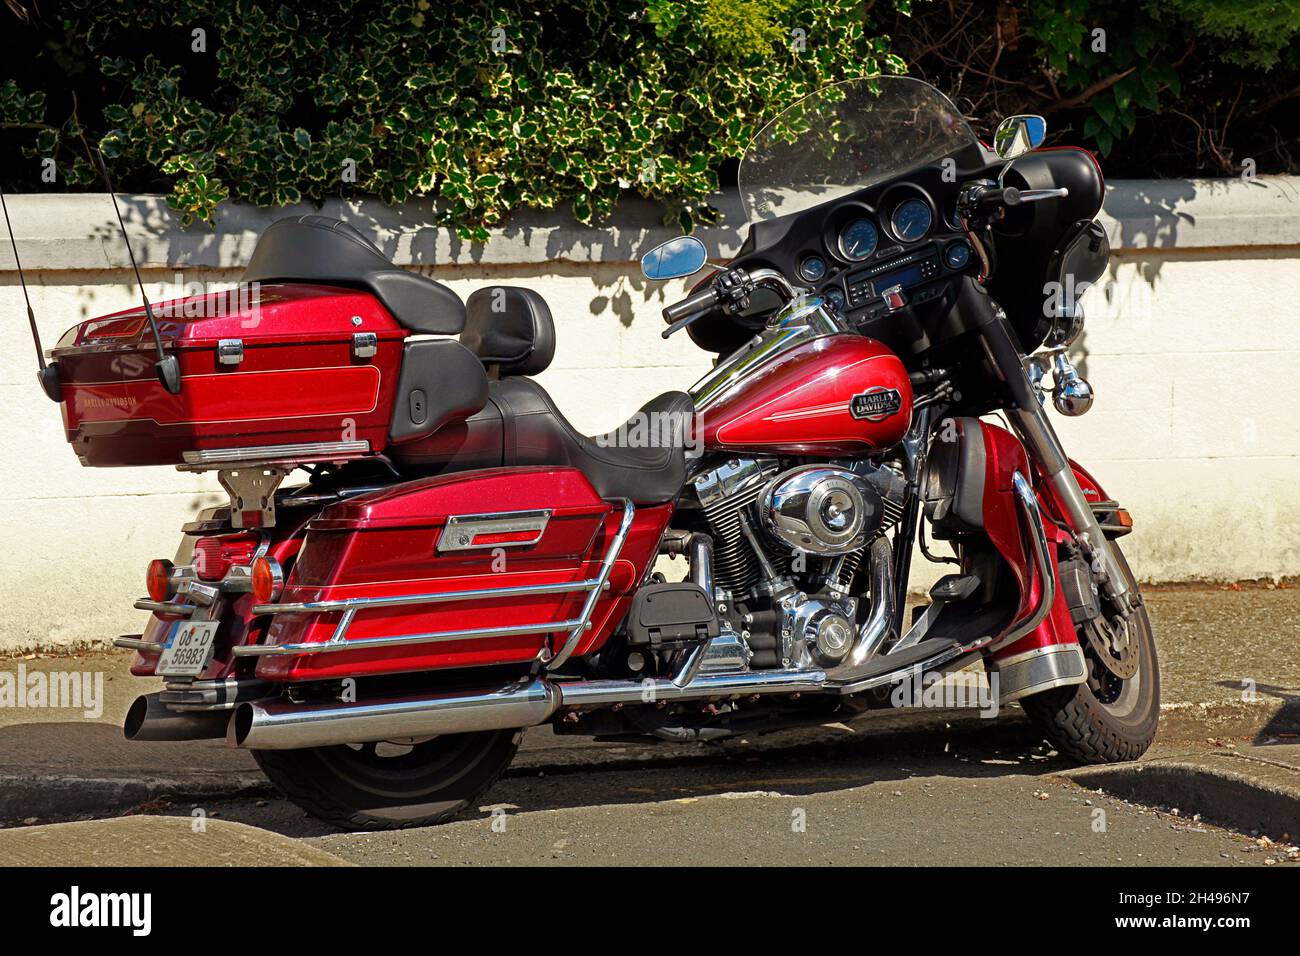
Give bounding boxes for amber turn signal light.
[146,559,175,602]
[251,556,284,604]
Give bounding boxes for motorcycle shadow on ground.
[153,706,1070,838]
[1212,680,1300,743]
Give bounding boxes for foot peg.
[929,573,980,603]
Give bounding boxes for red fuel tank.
[699,334,912,456]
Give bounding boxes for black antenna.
[0,182,62,402]
[94,149,181,394]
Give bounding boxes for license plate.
[157,620,219,678]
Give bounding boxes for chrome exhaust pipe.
[230,679,559,750]
[124,693,230,742]
[846,535,895,666]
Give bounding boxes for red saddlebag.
[250,467,644,682]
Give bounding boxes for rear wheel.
[253,729,521,831]
[1021,543,1159,763]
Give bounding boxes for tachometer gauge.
[891,199,932,243]
[799,255,827,282]
[838,218,878,261]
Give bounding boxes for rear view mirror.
[640,236,707,281]
[993,115,1047,160]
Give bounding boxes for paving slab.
[0,815,351,866]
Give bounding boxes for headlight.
[1043,300,1085,350]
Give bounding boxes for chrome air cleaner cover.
[761,465,884,556]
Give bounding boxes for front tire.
[1021,544,1159,763]
[253,729,521,831]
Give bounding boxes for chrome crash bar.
[232,499,635,662]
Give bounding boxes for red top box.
[51,282,407,467]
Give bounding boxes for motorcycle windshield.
[738,77,978,223]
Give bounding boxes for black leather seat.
[490,378,694,504]
[242,215,466,334]
[391,285,694,504]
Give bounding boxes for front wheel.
[1021,543,1160,763]
[253,729,521,830]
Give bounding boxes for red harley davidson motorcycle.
[31,77,1156,829]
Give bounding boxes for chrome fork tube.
[1004,402,1130,609]
[979,315,1132,611]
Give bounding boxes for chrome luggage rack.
[233,498,635,673]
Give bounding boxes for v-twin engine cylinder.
[691,457,906,598]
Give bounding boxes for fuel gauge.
[799,255,828,282]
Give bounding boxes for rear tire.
[253,729,521,831]
[1021,543,1159,763]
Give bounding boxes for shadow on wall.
[1103,177,1299,281]
[88,189,752,332]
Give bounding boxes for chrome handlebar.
[661,267,809,338]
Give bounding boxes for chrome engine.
[691,456,906,599]
[687,456,907,669]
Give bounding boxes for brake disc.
[1084,614,1139,680]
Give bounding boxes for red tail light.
[192,533,260,581]
[251,556,284,603]
[146,559,174,602]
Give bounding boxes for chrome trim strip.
[251,578,608,616]
[988,642,1087,703]
[981,470,1056,653]
[690,300,844,412]
[231,619,589,657]
[1006,403,1130,607]
[437,508,552,553]
[181,440,370,466]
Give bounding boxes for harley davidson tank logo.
[849,387,903,422]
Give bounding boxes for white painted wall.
[1,178,1297,651]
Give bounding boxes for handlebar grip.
[663,286,719,323]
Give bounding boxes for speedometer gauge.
[891,199,932,243]
[838,218,878,261]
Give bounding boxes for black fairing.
[685,144,1105,360]
[984,147,1105,350]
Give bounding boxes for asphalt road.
[1,586,1296,866]
[176,730,1287,867]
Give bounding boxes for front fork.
[979,318,1134,615]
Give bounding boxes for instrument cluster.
[740,169,977,327]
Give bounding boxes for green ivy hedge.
[2,0,1295,236]
[0,0,905,236]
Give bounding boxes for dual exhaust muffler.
[124,668,829,750]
